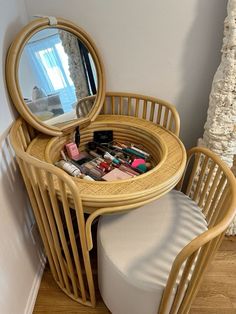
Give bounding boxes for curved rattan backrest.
[10,117,38,151]
[159,147,236,314]
[76,95,97,118]
[100,92,180,136]
[9,118,95,307]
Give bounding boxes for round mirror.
[6,17,105,136]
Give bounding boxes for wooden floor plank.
[190,309,236,314]
[33,237,236,314]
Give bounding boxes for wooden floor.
[33,237,236,314]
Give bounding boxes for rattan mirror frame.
[6,17,106,136]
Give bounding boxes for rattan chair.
[10,118,95,307]
[100,92,180,136]
[76,92,180,135]
[90,147,236,314]
[76,95,96,118]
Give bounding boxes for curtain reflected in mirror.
[18,28,97,125]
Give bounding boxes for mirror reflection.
[19,28,97,125]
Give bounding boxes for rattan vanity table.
[26,114,186,213]
[7,16,186,307]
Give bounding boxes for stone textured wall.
[200,0,236,235]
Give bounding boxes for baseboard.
[24,254,46,314]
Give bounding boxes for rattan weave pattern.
[27,115,186,211]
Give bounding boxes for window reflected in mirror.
[19,28,97,125]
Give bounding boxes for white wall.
[0,1,228,312]
[0,0,44,313]
[25,0,227,147]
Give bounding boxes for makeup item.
[130,145,150,157]
[89,167,104,179]
[102,168,132,181]
[104,152,120,165]
[119,164,139,176]
[90,161,99,167]
[93,158,103,166]
[65,142,80,161]
[145,162,152,170]
[96,145,110,156]
[115,155,135,167]
[97,157,105,163]
[97,143,115,154]
[111,145,123,151]
[83,162,95,171]
[55,160,81,177]
[84,175,95,181]
[80,174,95,181]
[74,126,80,146]
[94,130,113,143]
[98,161,112,172]
[93,143,121,161]
[77,151,90,160]
[81,163,102,180]
[89,150,101,158]
[87,141,97,150]
[123,147,146,159]
[114,142,128,149]
[69,160,83,172]
[69,152,92,166]
[115,152,125,158]
[60,150,67,161]
[73,157,93,166]
[131,158,146,168]
[115,153,130,164]
[137,164,147,173]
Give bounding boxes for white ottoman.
[97,190,208,314]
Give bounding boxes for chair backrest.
[100,92,180,136]
[9,118,95,307]
[76,95,96,118]
[11,117,38,152]
[159,147,236,314]
[75,92,180,135]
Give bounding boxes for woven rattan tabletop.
[27,115,186,212]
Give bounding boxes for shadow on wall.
[177,0,227,148]
[1,17,28,123]
[0,129,44,269]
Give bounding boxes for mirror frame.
[6,17,105,136]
